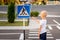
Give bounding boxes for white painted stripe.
[47,34,52,36]
[47,37,54,39]
[48,26,53,30]
[47,32,50,33]
[0,26,29,30]
[28,37,38,39]
[39,15,60,17]
[53,20,60,25]
[29,32,38,34]
[29,34,38,36]
[19,33,24,40]
[56,39,60,40]
[47,15,60,17]
[56,26,60,30]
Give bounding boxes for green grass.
[0,13,18,18]
[0,13,29,26]
[0,21,29,26]
[0,13,7,18]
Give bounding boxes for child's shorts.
[39,32,47,40]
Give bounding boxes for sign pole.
[17,2,30,40]
[23,2,25,40]
[23,18,25,40]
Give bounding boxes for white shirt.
[40,19,47,34]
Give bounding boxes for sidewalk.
[0,18,39,30]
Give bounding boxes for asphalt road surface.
[0,5,60,15]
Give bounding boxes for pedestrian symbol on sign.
[18,6,29,16]
[17,5,30,18]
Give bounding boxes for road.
[0,5,60,15]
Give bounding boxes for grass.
[0,13,7,18]
[0,21,29,26]
[0,13,29,26]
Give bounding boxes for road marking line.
[47,15,60,17]
[29,32,38,34]
[56,39,60,40]
[29,34,38,36]
[47,37,54,39]
[39,15,60,17]
[53,20,60,25]
[56,26,60,30]
[48,26,53,30]
[47,34,52,36]
[19,33,24,40]
[47,32,50,33]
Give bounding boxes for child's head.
[40,10,47,19]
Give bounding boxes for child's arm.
[31,17,40,23]
[38,25,42,39]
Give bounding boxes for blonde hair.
[40,10,47,17]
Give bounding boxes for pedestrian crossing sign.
[17,5,30,18]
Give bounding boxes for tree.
[7,2,15,23]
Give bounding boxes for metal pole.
[23,18,25,40]
[22,1,26,40]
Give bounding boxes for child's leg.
[40,32,47,40]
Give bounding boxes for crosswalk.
[0,26,60,40]
[47,29,54,40]
[47,26,60,30]
[0,30,24,40]
[28,29,39,40]
[28,25,60,40]
[28,29,54,40]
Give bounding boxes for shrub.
[41,0,46,5]
[30,11,39,17]
[7,2,15,23]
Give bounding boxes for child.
[32,10,47,40]
[38,10,47,40]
